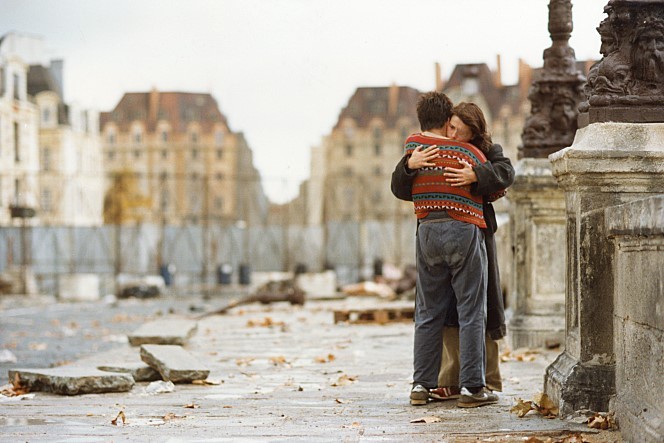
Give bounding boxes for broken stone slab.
[97,361,161,382]
[140,344,209,383]
[8,367,134,395]
[128,319,198,346]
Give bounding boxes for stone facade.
[0,33,40,225]
[545,123,664,439]
[606,196,664,442]
[100,90,268,226]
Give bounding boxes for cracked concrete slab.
[97,361,161,382]
[139,344,209,383]
[127,318,198,346]
[8,367,134,395]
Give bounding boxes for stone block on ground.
[97,361,161,382]
[140,344,209,383]
[8,367,134,395]
[128,319,198,346]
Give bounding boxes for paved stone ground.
[0,294,622,442]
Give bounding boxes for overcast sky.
[2,0,608,203]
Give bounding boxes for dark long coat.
[390,143,515,340]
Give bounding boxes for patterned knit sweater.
[404,133,488,228]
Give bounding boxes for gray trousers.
[413,217,487,389]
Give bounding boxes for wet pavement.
[0,293,622,442]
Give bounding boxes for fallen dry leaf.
[235,357,255,367]
[28,342,48,351]
[163,412,185,421]
[533,392,559,417]
[588,412,616,430]
[510,398,535,418]
[192,378,222,385]
[246,317,285,328]
[269,356,289,366]
[111,410,126,425]
[410,416,441,424]
[183,403,200,409]
[335,398,346,404]
[331,374,357,387]
[315,354,336,363]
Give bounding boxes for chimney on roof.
[49,59,64,97]
[388,83,399,116]
[518,58,532,100]
[494,54,502,87]
[435,62,444,90]
[149,87,159,127]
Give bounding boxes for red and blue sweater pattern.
[404,133,487,229]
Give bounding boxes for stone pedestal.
[508,158,566,349]
[545,122,664,415]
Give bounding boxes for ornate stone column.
[508,0,585,348]
[545,0,664,418]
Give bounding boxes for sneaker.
[410,384,429,406]
[457,387,499,408]
[429,386,461,401]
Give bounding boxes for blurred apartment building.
[100,90,268,226]
[0,32,103,226]
[285,56,593,225]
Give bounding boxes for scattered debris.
[98,362,161,382]
[500,348,540,362]
[183,403,200,409]
[410,416,441,424]
[510,393,559,418]
[127,319,198,346]
[140,344,210,383]
[331,374,357,387]
[116,274,165,299]
[587,412,617,430]
[333,306,414,324]
[7,367,134,395]
[341,281,395,299]
[144,380,175,395]
[246,317,285,328]
[191,378,222,385]
[111,410,127,425]
[198,279,305,318]
[315,354,336,363]
[0,349,17,363]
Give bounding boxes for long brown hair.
[452,102,492,153]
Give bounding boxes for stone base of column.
[544,351,615,416]
[509,313,564,349]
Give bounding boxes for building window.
[191,148,198,159]
[374,143,381,155]
[134,149,141,159]
[160,190,169,211]
[41,189,52,212]
[215,172,223,180]
[345,144,353,156]
[373,190,382,203]
[373,126,382,140]
[42,147,51,171]
[191,132,198,144]
[160,171,168,181]
[134,130,142,144]
[374,166,381,176]
[161,149,168,159]
[216,148,223,159]
[14,122,19,162]
[343,167,353,177]
[161,130,168,143]
[108,150,115,161]
[13,73,20,100]
[214,196,223,211]
[108,132,116,144]
[42,108,51,125]
[215,130,224,146]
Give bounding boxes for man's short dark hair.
[416,91,453,131]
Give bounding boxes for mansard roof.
[27,64,69,125]
[100,91,229,133]
[333,85,420,130]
